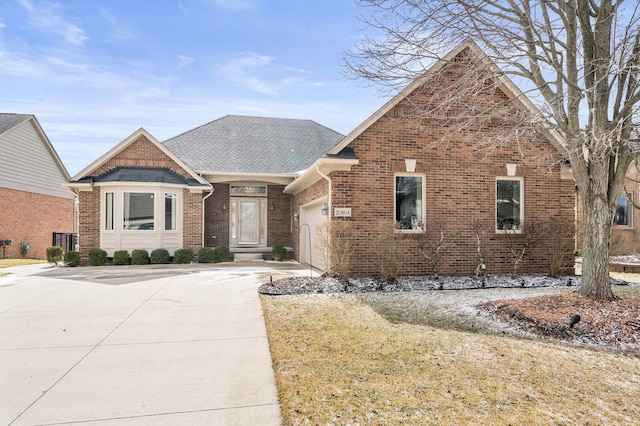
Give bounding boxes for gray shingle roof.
[162,115,344,174]
[81,167,207,186]
[0,113,32,135]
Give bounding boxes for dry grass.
[262,293,640,425]
[0,258,46,268]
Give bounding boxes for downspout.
[201,183,214,248]
[316,166,331,220]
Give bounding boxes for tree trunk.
[579,192,615,300]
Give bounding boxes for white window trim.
[496,176,524,234]
[394,172,426,233]
[100,186,183,235]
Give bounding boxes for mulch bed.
[478,293,640,347]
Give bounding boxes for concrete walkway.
[0,261,312,425]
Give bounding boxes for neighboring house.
[67,40,576,275]
[608,163,640,255]
[0,113,76,259]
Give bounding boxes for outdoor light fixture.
[222,203,227,210]
[293,212,299,221]
[270,202,275,211]
[321,203,329,216]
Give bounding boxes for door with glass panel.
[230,197,267,246]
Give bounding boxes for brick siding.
[204,183,293,250]
[267,185,293,249]
[204,183,229,248]
[292,53,575,277]
[0,186,74,259]
[77,134,204,264]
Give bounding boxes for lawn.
[0,258,46,268]
[262,288,640,425]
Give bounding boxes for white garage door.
[300,198,328,271]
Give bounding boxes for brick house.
[287,40,575,276]
[66,119,342,264]
[593,163,640,255]
[67,40,575,274]
[0,114,75,259]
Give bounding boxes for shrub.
[318,221,356,284]
[112,250,130,266]
[198,247,215,263]
[131,249,150,265]
[213,245,230,263]
[46,246,64,265]
[150,248,170,264]
[88,248,107,266]
[272,245,287,261]
[419,220,448,279]
[505,219,545,277]
[174,248,194,264]
[545,216,576,277]
[63,251,80,267]
[371,220,406,286]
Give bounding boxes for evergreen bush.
[150,248,170,264]
[131,249,150,265]
[213,245,230,263]
[198,247,215,263]
[63,251,80,267]
[46,246,64,265]
[174,248,194,264]
[88,248,108,266]
[112,250,130,265]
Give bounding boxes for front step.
[233,253,264,261]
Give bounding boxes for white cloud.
[98,7,137,41]
[219,53,306,95]
[210,0,257,11]
[177,55,194,69]
[18,0,88,45]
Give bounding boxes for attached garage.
[299,197,328,271]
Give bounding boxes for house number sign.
[334,208,352,217]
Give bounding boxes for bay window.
[165,193,177,230]
[123,192,155,230]
[105,192,114,231]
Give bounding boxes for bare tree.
[347,0,640,300]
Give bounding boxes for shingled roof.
[162,115,344,174]
[77,167,209,187]
[0,113,32,135]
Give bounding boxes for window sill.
[396,229,424,234]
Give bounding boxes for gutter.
[316,166,331,221]
[201,181,214,247]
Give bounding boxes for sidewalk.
[0,262,309,425]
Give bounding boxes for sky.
[0,0,384,176]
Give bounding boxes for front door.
[230,197,267,246]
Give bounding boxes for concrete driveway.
[0,261,314,425]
